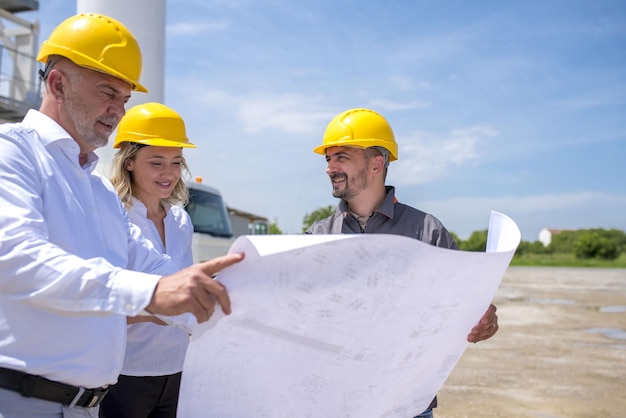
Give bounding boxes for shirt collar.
[24,109,73,146]
[130,196,172,216]
[23,109,100,173]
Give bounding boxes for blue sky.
[23,0,626,240]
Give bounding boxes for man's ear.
[46,70,65,101]
[371,154,385,174]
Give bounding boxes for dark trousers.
[99,372,182,418]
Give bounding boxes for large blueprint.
[178,211,520,417]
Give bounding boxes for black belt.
[0,367,109,408]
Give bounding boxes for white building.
[228,207,270,237]
[538,228,576,247]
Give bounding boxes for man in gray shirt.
[306,108,499,418]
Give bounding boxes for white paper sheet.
[178,211,520,417]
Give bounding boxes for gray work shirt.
[306,186,458,250]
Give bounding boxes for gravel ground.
[435,266,626,418]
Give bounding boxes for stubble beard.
[65,92,116,149]
[331,166,369,200]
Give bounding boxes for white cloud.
[390,125,498,185]
[367,99,430,112]
[167,21,228,36]
[237,96,333,135]
[551,87,626,108]
[388,75,432,91]
[166,77,334,136]
[189,86,237,107]
[424,191,626,214]
[415,192,626,240]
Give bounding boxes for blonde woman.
[100,102,196,418]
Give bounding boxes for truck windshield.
[185,188,233,238]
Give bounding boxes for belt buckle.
[68,385,109,408]
[68,387,85,408]
[86,385,109,408]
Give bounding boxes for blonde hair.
[110,142,191,209]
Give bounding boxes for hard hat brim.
[313,140,398,161]
[114,138,196,149]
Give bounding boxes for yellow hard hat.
[113,102,196,148]
[314,108,398,161]
[37,13,147,92]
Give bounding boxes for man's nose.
[109,101,126,119]
[326,159,337,174]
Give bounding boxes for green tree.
[548,230,579,253]
[593,228,626,253]
[574,231,620,260]
[302,205,335,232]
[461,229,488,252]
[514,240,551,258]
[529,240,552,254]
[269,219,283,235]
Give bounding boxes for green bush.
[548,230,579,253]
[574,231,620,260]
[301,205,336,232]
[460,229,487,252]
[515,240,552,258]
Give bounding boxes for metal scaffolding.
[0,0,40,123]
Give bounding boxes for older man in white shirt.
[0,14,242,418]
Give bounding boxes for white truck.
[185,179,235,263]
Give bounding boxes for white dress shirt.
[122,198,195,376]
[0,110,178,388]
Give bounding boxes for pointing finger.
[199,252,245,277]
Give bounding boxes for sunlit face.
[325,146,371,201]
[125,146,183,203]
[61,65,132,151]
